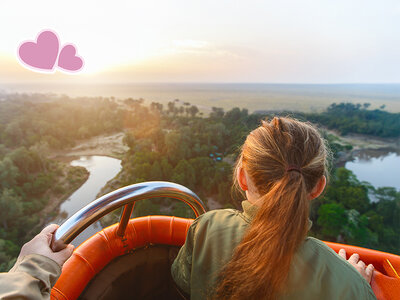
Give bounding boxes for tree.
[150,129,165,153]
[167,102,175,115]
[172,160,195,189]
[160,158,173,180]
[150,161,162,180]
[189,105,199,118]
[134,162,152,181]
[3,122,23,147]
[0,158,19,189]
[171,202,194,218]
[150,102,163,113]
[325,168,370,213]
[0,145,7,160]
[0,239,19,272]
[362,103,371,109]
[343,209,377,247]
[29,141,50,171]
[317,203,347,239]
[123,132,136,150]
[210,107,224,119]
[0,189,23,230]
[165,131,183,164]
[7,147,42,174]
[132,199,160,217]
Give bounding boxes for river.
[56,150,398,246]
[345,148,400,191]
[55,156,122,246]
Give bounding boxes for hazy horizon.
[3,82,400,113]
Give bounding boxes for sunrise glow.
[1,0,400,83]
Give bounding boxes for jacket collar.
[241,199,313,230]
[241,200,259,222]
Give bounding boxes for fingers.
[40,224,59,244]
[41,224,59,235]
[338,249,346,260]
[343,251,374,284]
[60,244,74,257]
[365,264,374,282]
[348,253,360,265]
[54,244,75,267]
[357,260,366,269]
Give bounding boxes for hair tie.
[286,165,302,174]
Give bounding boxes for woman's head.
[214,117,330,300]
[235,117,329,203]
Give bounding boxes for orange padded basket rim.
[51,216,400,300]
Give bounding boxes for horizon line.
[2,81,400,86]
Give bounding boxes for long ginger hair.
[213,117,330,300]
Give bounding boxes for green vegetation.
[0,94,123,271]
[0,94,399,271]
[311,168,400,254]
[306,102,400,137]
[0,94,123,149]
[258,102,400,137]
[106,100,400,255]
[0,146,88,271]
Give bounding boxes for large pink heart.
[18,30,59,71]
[58,44,83,71]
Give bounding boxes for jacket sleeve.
[0,254,61,300]
[171,218,200,295]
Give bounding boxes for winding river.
[55,156,122,246]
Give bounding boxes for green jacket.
[171,200,377,300]
[0,254,60,299]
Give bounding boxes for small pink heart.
[18,30,59,71]
[58,44,84,71]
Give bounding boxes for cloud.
[161,39,244,60]
[172,40,210,49]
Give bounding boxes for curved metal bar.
[51,181,206,251]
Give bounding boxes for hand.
[18,224,74,268]
[338,249,374,284]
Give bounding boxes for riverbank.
[44,126,399,233]
[327,129,400,166]
[30,132,126,238]
[51,132,128,160]
[329,130,400,150]
[25,163,89,239]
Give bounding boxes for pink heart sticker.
[18,30,59,71]
[57,44,84,72]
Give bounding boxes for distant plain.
[2,83,400,113]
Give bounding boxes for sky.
[1,0,400,84]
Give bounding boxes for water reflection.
[54,156,122,246]
[352,148,400,162]
[345,149,400,191]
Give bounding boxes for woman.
[171,117,376,300]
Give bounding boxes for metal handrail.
[51,181,206,251]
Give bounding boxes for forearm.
[0,254,61,300]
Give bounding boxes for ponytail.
[214,172,309,299]
[213,117,327,299]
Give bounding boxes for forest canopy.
[0,94,399,271]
